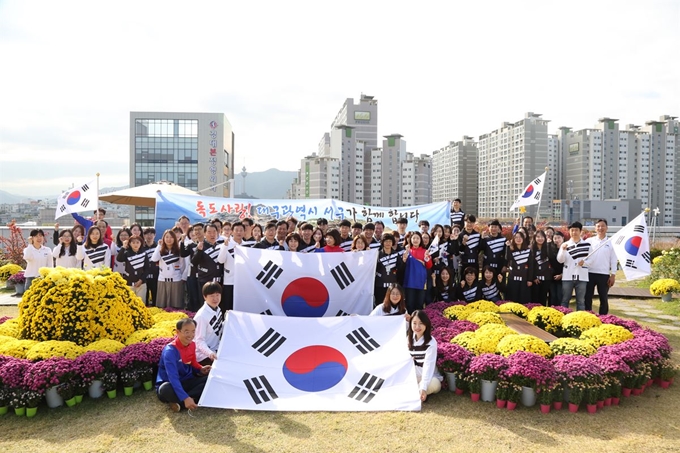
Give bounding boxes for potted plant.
[73,351,116,399]
[506,382,522,411]
[504,352,556,408]
[551,354,601,413]
[649,278,680,302]
[584,384,600,414]
[469,354,508,402]
[7,271,26,295]
[537,383,555,413]
[465,374,481,401]
[0,358,32,415]
[436,342,473,393]
[659,358,677,388]
[495,380,510,408]
[116,342,157,395]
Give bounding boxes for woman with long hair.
[52,228,80,268]
[251,224,263,243]
[531,229,552,306]
[402,231,432,313]
[311,227,325,249]
[76,226,111,270]
[477,265,506,302]
[152,229,185,309]
[433,267,456,302]
[374,233,402,307]
[370,283,409,320]
[455,266,480,302]
[314,229,343,253]
[505,231,534,304]
[116,234,149,303]
[112,228,131,275]
[407,310,442,402]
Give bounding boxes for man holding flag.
[584,219,618,314]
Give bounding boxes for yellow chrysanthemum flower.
[496,334,554,358]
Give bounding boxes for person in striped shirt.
[338,219,353,252]
[152,229,185,309]
[505,231,533,304]
[407,310,442,402]
[557,221,591,311]
[76,226,111,271]
[449,198,465,228]
[116,235,149,303]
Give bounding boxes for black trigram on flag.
[346,327,380,354]
[642,251,651,263]
[244,375,278,404]
[251,327,286,357]
[260,309,273,315]
[59,205,66,212]
[533,191,541,200]
[81,184,90,192]
[533,177,542,185]
[335,310,350,317]
[331,262,355,290]
[348,373,384,403]
[81,198,90,208]
[256,260,283,289]
[625,259,637,269]
[633,225,645,233]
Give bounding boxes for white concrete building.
[431,136,478,215]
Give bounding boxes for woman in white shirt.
[23,229,54,290]
[408,310,443,402]
[52,229,81,268]
[151,229,185,309]
[370,284,410,322]
[76,226,111,270]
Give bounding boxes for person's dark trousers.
[157,375,208,408]
[146,278,158,307]
[405,288,425,314]
[187,275,201,312]
[585,273,611,314]
[221,284,234,312]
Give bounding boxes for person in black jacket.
[531,230,553,306]
[374,233,403,307]
[548,231,565,306]
[481,219,507,277]
[478,265,506,302]
[433,267,457,302]
[458,215,481,276]
[116,235,149,304]
[455,266,480,302]
[191,223,223,291]
[505,231,534,304]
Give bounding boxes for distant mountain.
[236,169,296,199]
[0,190,27,204]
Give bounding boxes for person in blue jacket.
[156,318,212,412]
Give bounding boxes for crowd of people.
[21,200,619,411]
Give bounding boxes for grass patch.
[615,271,652,289]
[651,299,680,317]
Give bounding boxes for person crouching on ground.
[194,282,224,365]
[156,318,211,412]
[408,310,442,402]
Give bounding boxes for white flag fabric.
[56,179,98,220]
[199,312,420,411]
[427,233,440,256]
[234,247,377,317]
[609,213,652,281]
[509,171,546,211]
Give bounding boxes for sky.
[0,0,678,197]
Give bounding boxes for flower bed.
[0,267,195,415]
[426,300,677,413]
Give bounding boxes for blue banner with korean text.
[154,192,450,237]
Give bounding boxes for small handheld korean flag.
[609,213,651,281]
[199,312,420,411]
[510,171,546,211]
[56,179,99,220]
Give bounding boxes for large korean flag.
[609,213,652,281]
[234,247,377,317]
[199,312,420,411]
